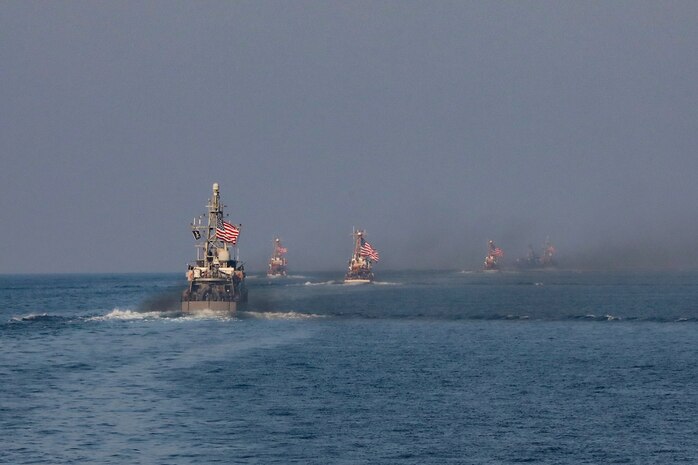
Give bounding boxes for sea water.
[1,271,697,464]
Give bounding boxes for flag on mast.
[360,238,380,261]
[216,214,240,245]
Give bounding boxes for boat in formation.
[267,237,288,277]
[180,185,557,308]
[182,183,247,314]
[484,240,503,271]
[344,229,380,284]
[483,238,557,271]
[514,239,556,269]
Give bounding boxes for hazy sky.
[2,1,697,273]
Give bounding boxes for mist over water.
[1,2,697,274]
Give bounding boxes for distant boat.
[181,183,247,314]
[541,238,556,267]
[514,238,556,270]
[344,229,379,284]
[484,240,503,271]
[267,237,288,277]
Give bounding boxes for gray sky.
[1,1,697,273]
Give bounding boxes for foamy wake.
[304,280,338,286]
[241,310,325,320]
[263,274,308,279]
[250,274,307,280]
[88,308,168,321]
[176,309,235,321]
[91,308,241,321]
[374,281,401,286]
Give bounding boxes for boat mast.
[353,229,362,261]
[205,183,222,261]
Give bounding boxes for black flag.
[192,230,201,240]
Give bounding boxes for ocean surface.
[1,270,697,464]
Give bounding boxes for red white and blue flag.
[360,238,380,261]
[216,214,240,245]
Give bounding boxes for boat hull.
[181,299,238,314]
[181,279,247,315]
[344,278,373,284]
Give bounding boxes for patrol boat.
[182,183,247,314]
[344,229,379,284]
[484,240,503,271]
[267,237,288,277]
[514,238,557,270]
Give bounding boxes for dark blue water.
[2,271,697,464]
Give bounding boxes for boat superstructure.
[484,240,503,271]
[182,183,247,314]
[267,237,288,277]
[344,229,379,284]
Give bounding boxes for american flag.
[360,238,380,261]
[277,247,288,254]
[493,247,504,257]
[216,214,240,245]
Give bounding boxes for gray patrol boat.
[182,183,247,314]
[344,229,378,284]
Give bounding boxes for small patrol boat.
[514,238,557,270]
[344,229,379,284]
[484,240,503,271]
[267,237,288,277]
[182,183,247,314]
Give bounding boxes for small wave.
[373,281,401,286]
[240,310,325,320]
[10,313,68,323]
[304,280,338,286]
[575,314,622,321]
[11,313,47,322]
